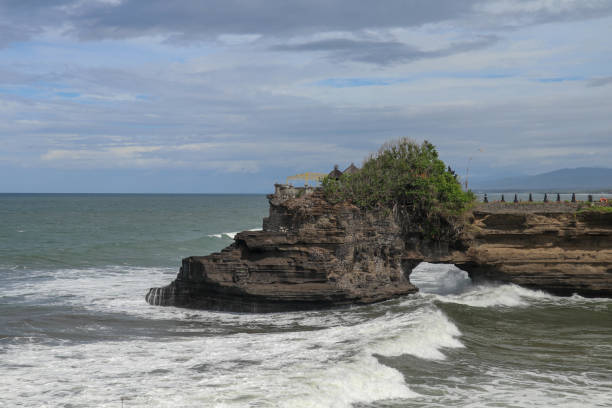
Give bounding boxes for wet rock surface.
[457,207,612,297]
[147,185,418,312]
[146,187,612,311]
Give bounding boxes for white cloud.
[39,144,264,173]
[477,0,602,15]
[37,139,364,172]
[41,146,164,167]
[1,2,611,192]
[217,34,262,45]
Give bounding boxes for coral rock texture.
[146,187,612,311]
[456,206,612,297]
[147,185,417,312]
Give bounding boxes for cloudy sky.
[1,0,611,192]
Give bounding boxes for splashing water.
[1,195,611,407]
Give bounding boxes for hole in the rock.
[410,262,473,295]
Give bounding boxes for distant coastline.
[473,188,612,193]
[471,167,612,193]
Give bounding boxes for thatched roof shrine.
[328,164,343,180]
[343,163,359,175]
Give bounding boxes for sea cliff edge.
[146,185,612,312]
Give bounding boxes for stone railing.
[479,192,610,204]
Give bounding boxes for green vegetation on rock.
[322,138,475,240]
[577,205,612,214]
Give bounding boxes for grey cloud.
[0,24,39,48]
[0,0,480,43]
[477,0,612,30]
[3,0,612,46]
[0,0,69,46]
[67,0,479,39]
[587,76,612,87]
[3,62,611,171]
[271,36,498,64]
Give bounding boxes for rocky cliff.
[146,187,612,311]
[146,185,418,312]
[455,205,612,297]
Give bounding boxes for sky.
[1,0,611,193]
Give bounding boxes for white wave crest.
[410,262,609,309]
[0,264,469,407]
[207,228,262,239]
[435,283,557,308]
[410,262,472,295]
[282,354,417,408]
[0,266,176,317]
[367,307,463,360]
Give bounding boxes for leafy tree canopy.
[322,138,474,240]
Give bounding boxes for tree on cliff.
[322,138,474,240]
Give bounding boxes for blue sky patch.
[56,92,80,98]
[315,77,411,87]
[536,76,584,83]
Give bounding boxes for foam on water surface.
[411,262,606,309]
[0,263,476,407]
[434,283,558,308]
[208,228,262,239]
[1,258,611,406]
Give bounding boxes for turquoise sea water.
[1,194,610,407]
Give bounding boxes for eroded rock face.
[456,208,612,297]
[146,185,418,312]
[146,187,612,311]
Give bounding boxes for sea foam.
[409,261,600,308]
[3,263,610,407]
[0,264,466,407]
[207,228,262,239]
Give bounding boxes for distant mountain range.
[471,167,612,192]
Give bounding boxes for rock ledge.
[146,186,612,311]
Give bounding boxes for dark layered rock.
[146,186,612,311]
[455,207,612,297]
[146,185,418,312]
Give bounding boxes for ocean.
[1,194,610,407]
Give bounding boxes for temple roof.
[343,162,359,175]
[328,164,343,179]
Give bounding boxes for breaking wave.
[207,228,262,239]
[2,263,609,407]
[410,262,606,308]
[0,264,468,407]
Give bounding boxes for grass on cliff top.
[577,204,612,213]
[322,139,475,240]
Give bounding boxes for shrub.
[322,138,474,240]
[577,205,612,214]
